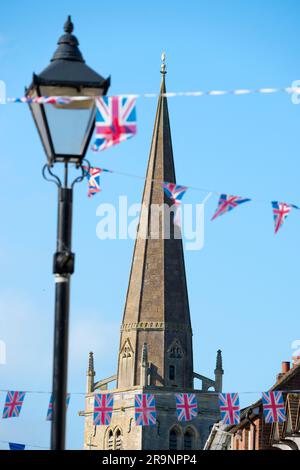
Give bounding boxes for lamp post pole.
[27,16,110,450]
[51,164,74,450]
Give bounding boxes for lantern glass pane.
[29,102,53,158]
[43,104,94,156]
[28,85,103,163]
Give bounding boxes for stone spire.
[86,351,95,393]
[214,350,224,392]
[117,55,193,389]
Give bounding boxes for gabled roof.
[284,394,300,435]
[226,363,300,433]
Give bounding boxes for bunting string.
[0,389,300,414]
[0,388,299,396]
[5,85,300,104]
[0,386,298,443]
[84,166,300,234]
[91,390,292,427]
[0,389,289,448]
[84,166,296,205]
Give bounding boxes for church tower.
[82,56,223,450]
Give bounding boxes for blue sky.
[0,0,300,449]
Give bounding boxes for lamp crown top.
[64,15,74,34]
[50,15,84,63]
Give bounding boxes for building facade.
[82,59,223,450]
[204,358,300,450]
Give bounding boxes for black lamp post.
[26,16,110,450]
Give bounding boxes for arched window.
[115,429,122,450]
[107,430,113,450]
[169,365,175,381]
[169,428,179,450]
[184,429,195,450]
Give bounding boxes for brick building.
[205,359,300,450]
[80,58,223,450]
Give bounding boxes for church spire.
[117,56,193,389]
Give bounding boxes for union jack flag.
[219,393,240,425]
[2,391,26,419]
[271,201,299,234]
[83,166,102,197]
[9,442,25,451]
[135,394,157,426]
[162,183,188,226]
[162,183,188,203]
[211,194,251,221]
[175,393,198,422]
[93,393,114,426]
[262,391,286,423]
[46,393,71,421]
[92,96,137,152]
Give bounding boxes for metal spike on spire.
[161,51,167,74]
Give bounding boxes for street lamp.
[26,16,110,450]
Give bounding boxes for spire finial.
[161,51,167,74]
[64,15,74,34]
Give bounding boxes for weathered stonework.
[84,387,220,450]
[121,322,192,333]
[82,66,223,450]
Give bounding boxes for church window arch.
[106,429,114,450]
[115,428,123,450]
[184,428,195,450]
[169,426,181,450]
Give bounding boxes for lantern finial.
[64,15,74,34]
